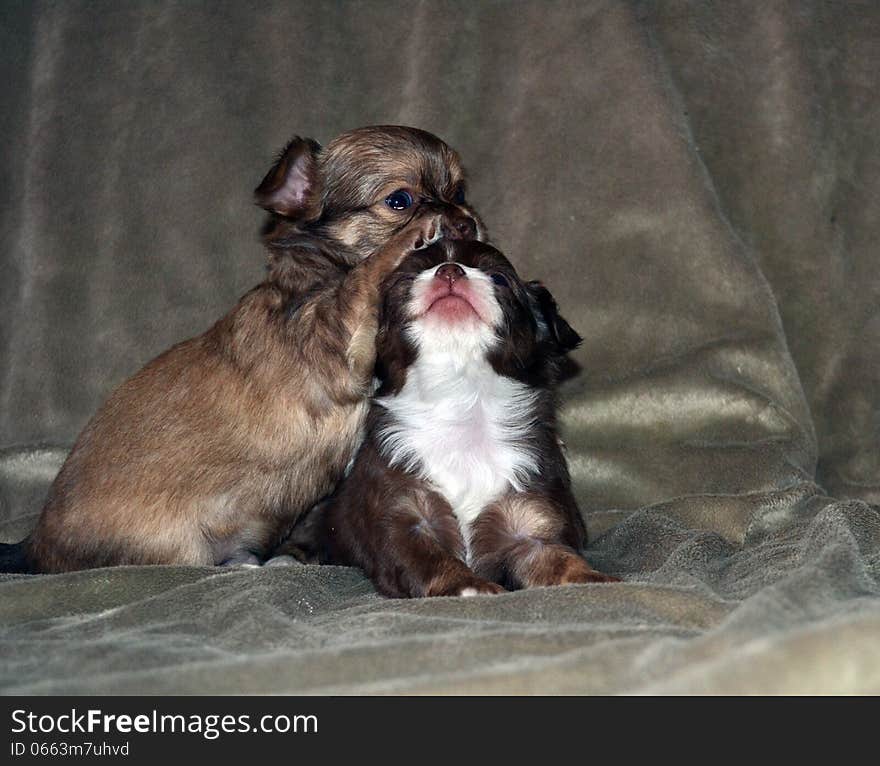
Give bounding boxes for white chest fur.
[375,350,539,530]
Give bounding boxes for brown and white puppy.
[2,126,482,574]
[321,239,619,598]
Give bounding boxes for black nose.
[444,213,477,241]
[435,263,466,285]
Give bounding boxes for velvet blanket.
[1,0,878,694]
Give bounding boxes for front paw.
[525,548,620,588]
[457,580,507,597]
[406,213,444,251]
[427,570,505,598]
[370,214,444,276]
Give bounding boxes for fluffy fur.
[375,264,540,536]
[321,240,619,598]
[4,126,482,573]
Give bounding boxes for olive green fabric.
[1,0,878,694]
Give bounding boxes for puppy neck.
[375,336,540,530]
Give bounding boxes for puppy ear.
[526,280,582,353]
[255,137,323,221]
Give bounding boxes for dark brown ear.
[254,137,323,221]
[527,280,582,353]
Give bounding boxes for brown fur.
[23,126,483,573]
[257,126,484,254]
[469,495,616,589]
[321,241,618,598]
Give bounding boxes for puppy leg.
[335,213,443,385]
[381,491,505,598]
[470,494,619,589]
[516,545,619,587]
[329,484,503,599]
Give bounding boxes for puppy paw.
[409,213,444,251]
[524,548,620,588]
[426,570,505,598]
[371,214,445,275]
[458,580,506,597]
[263,554,301,568]
[219,551,262,567]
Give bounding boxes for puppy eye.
[385,190,414,211]
[453,186,466,205]
[490,273,509,287]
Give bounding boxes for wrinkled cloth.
[1,0,878,694]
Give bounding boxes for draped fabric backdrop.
[1,0,878,694]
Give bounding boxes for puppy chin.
[405,263,501,358]
[423,295,482,325]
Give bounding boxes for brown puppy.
[5,126,483,573]
[321,240,619,598]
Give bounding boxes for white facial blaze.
[376,262,539,554]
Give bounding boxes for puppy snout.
[435,263,466,286]
[443,213,477,241]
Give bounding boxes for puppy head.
[255,126,486,257]
[376,240,581,393]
